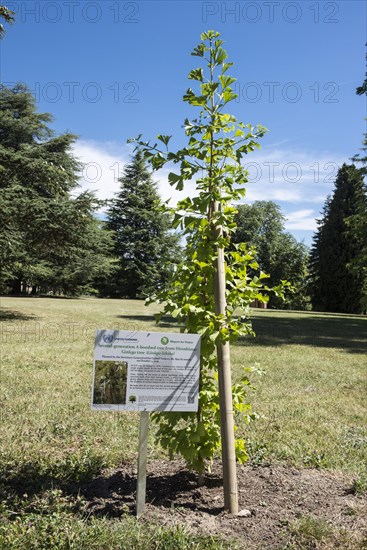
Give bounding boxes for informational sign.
[91,330,200,412]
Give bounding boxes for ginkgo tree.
[129,30,287,513]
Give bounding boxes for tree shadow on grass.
[1,460,223,517]
[118,312,367,354]
[80,466,223,517]
[0,309,36,321]
[243,313,367,354]
[117,314,184,330]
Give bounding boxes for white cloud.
[284,209,318,231]
[72,140,130,201]
[72,139,343,232]
[72,139,197,208]
[242,147,344,206]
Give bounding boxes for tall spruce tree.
[308,163,366,313]
[348,131,367,306]
[0,83,115,294]
[348,57,367,305]
[105,152,181,298]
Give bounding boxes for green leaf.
[188,68,204,82]
[191,43,207,57]
[157,134,172,146]
[168,172,180,184]
[219,75,236,89]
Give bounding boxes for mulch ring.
[81,459,367,549]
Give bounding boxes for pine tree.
[104,152,181,298]
[308,164,366,313]
[0,84,115,294]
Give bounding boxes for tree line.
[0,2,366,314]
[0,82,366,313]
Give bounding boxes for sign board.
[91,330,200,412]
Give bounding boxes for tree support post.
[215,245,239,515]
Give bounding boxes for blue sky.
[1,0,366,245]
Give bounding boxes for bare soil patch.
[80,459,367,548]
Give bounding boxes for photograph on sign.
[91,330,200,412]
[93,360,128,405]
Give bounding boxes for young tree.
[233,201,310,309]
[103,151,181,298]
[308,163,366,313]
[0,84,114,295]
[130,31,287,512]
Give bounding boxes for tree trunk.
[11,279,22,295]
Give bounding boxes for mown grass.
[0,297,366,548]
[236,310,367,477]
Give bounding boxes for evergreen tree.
[355,43,367,96]
[104,152,181,298]
[0,5,15,38]
[308,164,366,313]
[348,132,367,304]
[348,58,367,303]
[233,201,310,309]
[0,84,115,295]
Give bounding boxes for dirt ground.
[80,459,367,549]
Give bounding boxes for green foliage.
[129,30,287,475]
[349,132,367,300]
[152,367,258,475]
[0,5,15,38]
[308,163,367,314]
[103,151,181,298]
[233,201,310,309]
[355,43,367,96]
[0,84,115,295]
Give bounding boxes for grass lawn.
[0,297,366,548]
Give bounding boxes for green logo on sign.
[161,337,169,345]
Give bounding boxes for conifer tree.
[0,5,15,38]
[0,84,114,294]
[348,133,367,305]
[308,163,366,313]
[104,152,181,298]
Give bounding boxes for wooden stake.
[215,246,239,515]
[136,411,149,517]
